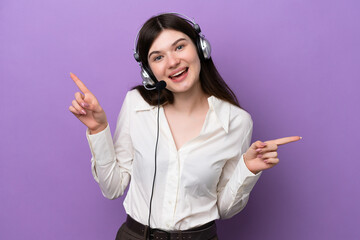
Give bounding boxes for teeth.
[171,69,186,77]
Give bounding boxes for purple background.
[1,0,359,239]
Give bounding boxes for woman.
[69,13,300,240]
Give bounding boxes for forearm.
[87,124,132,199]
[217,154,262,219]
[91,158,130,199]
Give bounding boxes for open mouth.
[169,67,189,80]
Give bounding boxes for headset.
[133,13,212,90]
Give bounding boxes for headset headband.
[133,13,200,61]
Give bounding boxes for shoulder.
[229,104,253,128]
[125,88,143,101]
[123,89,154,111]
[210,96,253,133]
[211,97,252,123]
[223,99,253,133]
[229,103,253,134]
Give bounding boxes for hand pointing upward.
[68,72,108,134]
[244,136,302,174]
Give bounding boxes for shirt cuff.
[231,154,262,194]
[86,124,116,164]
[240,153,262,177]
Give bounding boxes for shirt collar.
[207,96,230,133]
[134,95,230,133]
[134,101,156,112]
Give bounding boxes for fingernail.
[81,102,89,107]
[256,148,262,152]
[261,142,267,147]
[81,110,86,115]
[264,159,269,163]
[257,154,263,158]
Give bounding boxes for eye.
[153,55,162,62]
[176,45,184,51]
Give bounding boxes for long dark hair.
[133,13,242,108]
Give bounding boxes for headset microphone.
[155,80,167,91]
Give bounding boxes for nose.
[167,53,180,68]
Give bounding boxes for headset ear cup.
[141,65,157,89]
[198,37,211,60]
[193,23,201,33]
[141,67,154,86]
[134,52,140,62]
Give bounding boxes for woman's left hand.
[243,136,302,174]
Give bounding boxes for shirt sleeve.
[216,119,262,219]
[86,92,133,200]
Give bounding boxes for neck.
[169,82,209,114]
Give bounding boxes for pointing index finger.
[70,72,91,93]
[267,136,302,146]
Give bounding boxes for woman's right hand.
[69,72,108,134]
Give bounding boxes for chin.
[168,81,200,94]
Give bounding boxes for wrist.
[243,154,260,175]
[89,123,107,134]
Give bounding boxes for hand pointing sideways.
[244,136,302,174]
[68,72,108,134]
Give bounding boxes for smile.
[169,67,189,81]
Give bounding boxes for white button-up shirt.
[86,89,261,230]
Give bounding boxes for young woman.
[69,13,301,240]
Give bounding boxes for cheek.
[195,59,201,73]
[188,50,201,74]
[148,63,162,78]
[192,57,201,77]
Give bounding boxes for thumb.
[79,94,91,109]
[251,140,267,150]
[80,101,90,109]
[82,95,103,113]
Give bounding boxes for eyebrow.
[148,38,187,59]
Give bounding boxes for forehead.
[149,29,190,52]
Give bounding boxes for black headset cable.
[147,81,166,237]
